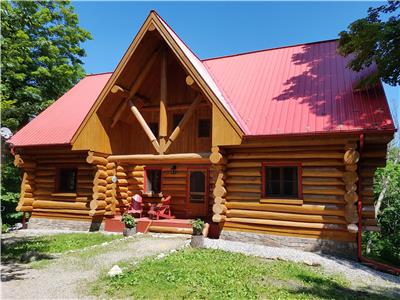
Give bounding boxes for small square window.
[57,168,77,193]
[173,114,184,129]
[264,166,299,198]
[145,168,162,194]
[198,119,210,137]
[148,122,159,137]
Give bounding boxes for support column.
[159,50,168,153]
[343,144,360,233]
[210,147,227,223]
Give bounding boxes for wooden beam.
[163,95,202,153]
[186,75,194,86]
[159,50,168,153]
[127,47,161,101]
[111,97,145,128]
[111,84,127,94]
[109,49,160,128]
[128,100,160,153]
[110,99,128,128]
[108,152,211,164]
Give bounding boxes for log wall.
[216,140,366,242]
[15,150,96,220]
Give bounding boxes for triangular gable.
[71,11,245,146]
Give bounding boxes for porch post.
[210,146,227,223]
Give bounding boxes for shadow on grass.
[290,274,398,300]
[1,236,53,262]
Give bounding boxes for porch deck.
[104,216,195,235]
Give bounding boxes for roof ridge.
[85,71,113,77]
[202,38,339,62]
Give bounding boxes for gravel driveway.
[1,232,189,299]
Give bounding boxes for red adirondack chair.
[147,195,174,220]
[127,194,143,218]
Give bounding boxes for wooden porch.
[104,216,213,237]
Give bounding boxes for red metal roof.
[9,14,394,148]
[9,73,112,147]
[203,40,394,136]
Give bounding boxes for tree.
[364,147,400,266]
[338,1,400,87]
[0,1,92,227]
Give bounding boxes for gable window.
[262,164,301,198]
[145,168,162,194]
[173,114,184,129]
[198,119,211,137]
[149,122,159,137]
[57,168,77,193]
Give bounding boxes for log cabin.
[8,11,395,257]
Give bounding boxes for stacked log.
[87,152,108,216]
[16,150,95,220]
[343,146,360,233]
[210,147,227,223]
[114,164,130,214]
[105,162,116,216]
[221,141,358,241]
[15,155,36,212]
[358,144,389,231]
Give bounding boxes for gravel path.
[204,238,400,297]
[1,232,189,299]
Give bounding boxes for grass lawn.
[1,233,122,262]
[91,248,392,300]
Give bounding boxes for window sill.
[260,198,303,205]
[51,193,77,197]
[141,192,163,198]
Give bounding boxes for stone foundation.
[220,230,357,259]
[28,217,104,232]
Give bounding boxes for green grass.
[91,248,394,300]
[1,233,122,263]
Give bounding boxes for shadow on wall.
[272,41,388,131]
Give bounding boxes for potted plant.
[190,219,205,248]
[121,213,136,236]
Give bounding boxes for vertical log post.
[14,155,36,212]
[210,147,227,223]
[343,145,360,233]
[87,152,108,216]
[159,49,168,153]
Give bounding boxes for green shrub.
[121,213,136,228]
[191,219,204,235]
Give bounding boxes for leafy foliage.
[0,1,91,225]
[121,213,136,228]
[1,233,121,263]
[363,147,400,266]
[91,248,392,300]
[191,218,205,235]
[338,1,400,87]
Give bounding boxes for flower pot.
[123,227,136,237]
[190,235,204,248]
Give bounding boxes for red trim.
[261,162,303,199]
[143,166,162,194]
[357,134,364,261]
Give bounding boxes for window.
[173,114,184,129]
[57,168,77,193]
[263,164,300,198]
[145,168,162,194]
[198,119,211,137]
[149,122,159,137]
[189,171,206,203]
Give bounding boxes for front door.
[186,168,209,218]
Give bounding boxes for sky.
[73,1,399,128]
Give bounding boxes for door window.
[189,171,206,203]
